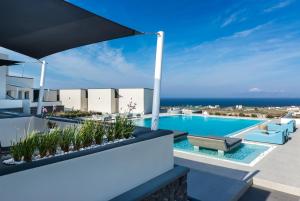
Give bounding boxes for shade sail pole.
[151,31,164,131]
[37,60,46,115]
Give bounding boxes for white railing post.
[37,60,46,115]
[151,31,164,130]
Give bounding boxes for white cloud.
[221,9,246,28]
[249,88,262,92]
[44,43,152,88]
[161,22,300,97]
[264,0,293,13]
[0,43,153,89]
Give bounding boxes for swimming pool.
[174,138,271,165]
[135,115,263,137]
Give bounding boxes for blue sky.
[1,0,300,98]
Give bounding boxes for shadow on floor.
[239,185,300,201]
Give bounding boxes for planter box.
[0,129,174,201]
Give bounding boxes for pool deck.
[175,123,300,196]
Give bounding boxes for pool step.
[173,130,188,141]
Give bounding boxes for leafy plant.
[59,127,75,152]
[94,122,104,144]
[37,134,48,158]
[10,140,23,161]
[47,128,61,155]
[80,121,95,147]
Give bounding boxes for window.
[6,91,12,97]
[24,91,30,99]
[18,91,22,99]
[85,90,88,99]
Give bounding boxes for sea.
[160,98,300,107]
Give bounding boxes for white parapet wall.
[0,99,24,109]
[0,134,174,201]
[0,116,76,147]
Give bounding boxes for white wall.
[118,88,153,114]
[0,53,8,99]
[0,116,78,147]
[88,89,117,113]
[0,99,23,109]
[0,116,47,147]
[60,89,84,111]
[0,134,174,201]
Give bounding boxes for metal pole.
[151,31,164,130]
[37,60,46,115]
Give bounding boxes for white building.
[118,88,153,114]
[0,53,62,113]
[59,88,153,114]
[59,89,88,111]
[87,88,118,114]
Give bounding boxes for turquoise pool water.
[135,115,263,137]
[174,138,270,164]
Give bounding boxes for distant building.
[118,88,153,114]
[0,53,62,114]
[59,89,88,111]
[88,88,118,114]
[59,88,153,114]
[236,105,243,110]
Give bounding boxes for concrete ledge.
[111,165,189,201]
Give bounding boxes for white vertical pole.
[151,31,164,131]
[37,60,46,115]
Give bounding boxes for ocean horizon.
[161,98,300,107]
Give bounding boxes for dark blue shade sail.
[0,0,141,59]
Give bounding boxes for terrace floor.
[175,123,300,197]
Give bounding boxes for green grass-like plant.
[114,116,123,139]
[94,122,105,144]
[47,128,61,155]
[59,127,75,152]
[122,118,135,139]
[22,133,37,162]
[72,130,81,151]
[80,120,95,147]
[106,123,115,142]
[37,134,48,158]
[10,140,23,161]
